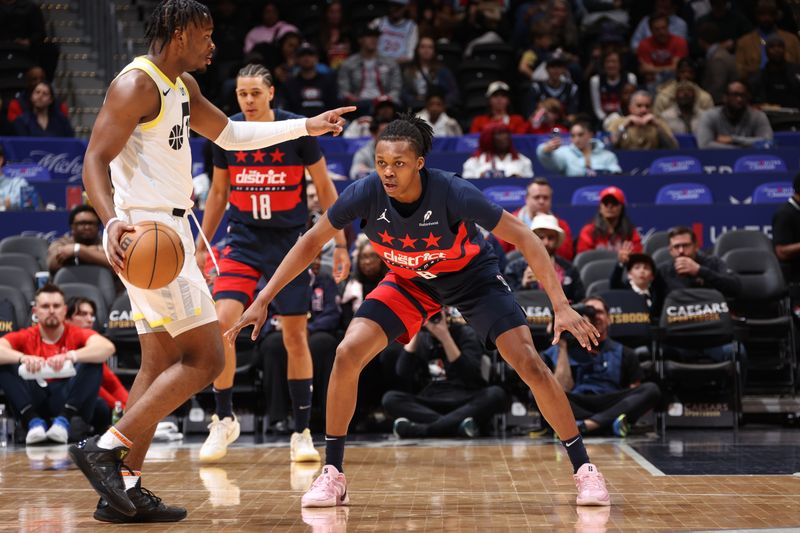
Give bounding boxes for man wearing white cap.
[505,214,585,303]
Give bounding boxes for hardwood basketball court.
[1,429,799,531]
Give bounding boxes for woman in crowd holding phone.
[536,120,621,177]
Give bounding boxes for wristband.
[334,244,347,249]
[73,243,81,256]
[105,217,122,228]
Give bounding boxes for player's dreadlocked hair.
[145,0,211,54]
[377,112,434,156]
[237,64,273,87]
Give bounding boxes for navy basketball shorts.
[212,225,311,315]
[356,268,528,348]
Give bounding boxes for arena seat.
[573,249,617,272]
[53,265,117,307]
[657,288,742,432]
[655,183,713,205]
[58,283,108,332]
[734,154,787,173]
[0,235,49,270]
[722,248,796,392]
[752,182,793,204]
[0,286,32,329]
[643,230,670,255]
[579,259,617,288]
[652,247,673,268]
[0,266,35,302]
[586,279,609,296]
[648,155,702,175]
[0,253,40,277]
[1,163,51,182]
[571,184,611,206]
[712,230,773,257]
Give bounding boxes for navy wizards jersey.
[328,168,504,295]
[212,109,323,228]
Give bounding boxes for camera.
[562,303,596,349]
[570,303,596,320]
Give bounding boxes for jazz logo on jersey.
[378,209,391,223]
[169,101,190,151]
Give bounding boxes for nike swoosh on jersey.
[163,88,170,96]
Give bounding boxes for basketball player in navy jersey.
[227,114,611,508]
[70,0,353,522]
[196,63,350,463]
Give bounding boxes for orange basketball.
[119,221,185,289]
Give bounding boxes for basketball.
[119,221,185,289]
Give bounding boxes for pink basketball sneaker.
[574,463,611,506]
[301,465,350,508]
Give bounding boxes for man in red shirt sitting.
[0,284,115,445]
[637,15,688,85]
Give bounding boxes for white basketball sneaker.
[199,415,240,463]
[291,428,321,462]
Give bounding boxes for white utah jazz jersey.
[109,57,193,210]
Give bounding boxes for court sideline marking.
[616,442,666,477]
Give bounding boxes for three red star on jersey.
[270,148,285,163]
[252,149,266,163]
[422,232,441,248]
[399,233,418,249]
[234,151,247,163]
[378,230,394,244]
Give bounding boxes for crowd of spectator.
[176,0,797,154]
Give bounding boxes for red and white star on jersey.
[270,148,285,163]
[378,230,394,245]
[399,234,418,249]
[422,232,441,248]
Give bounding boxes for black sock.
[214,387,234,419]
[325,434,346,472]
[561,433,591,474]
[288,378,313,432]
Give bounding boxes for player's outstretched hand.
[332,246,351,283]
[105,219,136,273]
[306,106,357,137]
[552,306,600,349]
[224,297,269,343]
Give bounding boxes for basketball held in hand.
[119,221,185,289]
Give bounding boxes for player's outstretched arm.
[181,73,355,148]
[225,212,339,342]
[492,211,599,349]
[83,71,155,270]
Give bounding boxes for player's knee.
[282,328,308,353]
[334,342,368,373]
[203,347,226,380]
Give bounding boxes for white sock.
[97,426,132,450]
[123,470,141,491]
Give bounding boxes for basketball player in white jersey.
[68,0,354,523]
